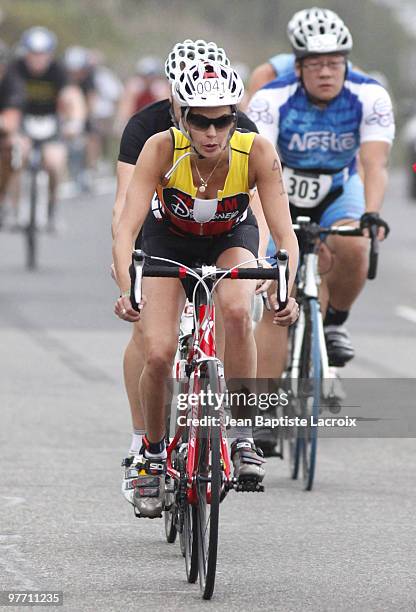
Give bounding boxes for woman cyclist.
[113,61,299,518]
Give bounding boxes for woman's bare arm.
[112,131,171,293]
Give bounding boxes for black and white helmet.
[171,60,244,107]
[165,39,230,82]
[288,7,353,58]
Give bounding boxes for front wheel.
[299,299,321,491]
[196,360,222,600]
[197,423,221,600]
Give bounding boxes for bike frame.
[166,299,231,506]
[286,215,380,489]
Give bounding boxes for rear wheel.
[184,502,198,583]
[164,449,177,544]
[178,451,198,582]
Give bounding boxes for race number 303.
[282,167,332,208]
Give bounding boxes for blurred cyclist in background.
[10,26,86,230]
[115,55,169,132]
[64,45,97,191]
[0,40,25,226]
[88,49,123,164]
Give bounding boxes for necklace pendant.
[199,184,206,193]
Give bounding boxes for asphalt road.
[1,171,416,611]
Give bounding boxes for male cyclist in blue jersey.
[248,9,394,387]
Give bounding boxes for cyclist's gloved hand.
[360,212,390,241]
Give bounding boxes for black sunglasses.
[186,112,237,130]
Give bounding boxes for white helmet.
[172,61,244,108]
[20,26,57,54]
[165,39,230,82]
[64,46,89,71]
[288,7,352,58]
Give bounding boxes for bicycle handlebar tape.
[276,249,289,311]
[130,249,145,311]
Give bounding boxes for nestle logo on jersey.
[289,131,356,152]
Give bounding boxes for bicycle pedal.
[237,481,264,493]
[227,477,264,493]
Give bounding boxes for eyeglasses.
[302,58,346,72]
[186,113,237,131]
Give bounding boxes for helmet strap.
[169,102,179,129]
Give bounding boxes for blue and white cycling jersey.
[268,53,295,78]
[248,69,395,210]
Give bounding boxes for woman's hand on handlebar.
[114,294,145,322]
[269,295,299,326]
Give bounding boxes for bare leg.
[255,308,288,378]
[139,277,185,443]
[320,219,368,312]
[123,326,145,431]
[43,142,67,220]
[215,247,257,380]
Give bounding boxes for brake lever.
[276,249,289,311]
[367,224,379,280]
[130,249,145,311]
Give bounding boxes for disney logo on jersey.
[289,131,356,152]
[247,98,274,125]
[171,194,191,218]
[365,97,394,127]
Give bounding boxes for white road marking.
[1,496,25,507]
[396,305,416,324]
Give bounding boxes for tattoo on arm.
[272,158,286,195]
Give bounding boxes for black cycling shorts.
[141,211,259,267]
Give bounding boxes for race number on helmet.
[171,61,244,107]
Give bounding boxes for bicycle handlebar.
[292,217,379,280]
[130,249,289,312]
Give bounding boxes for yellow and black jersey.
[155,127,256,236]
